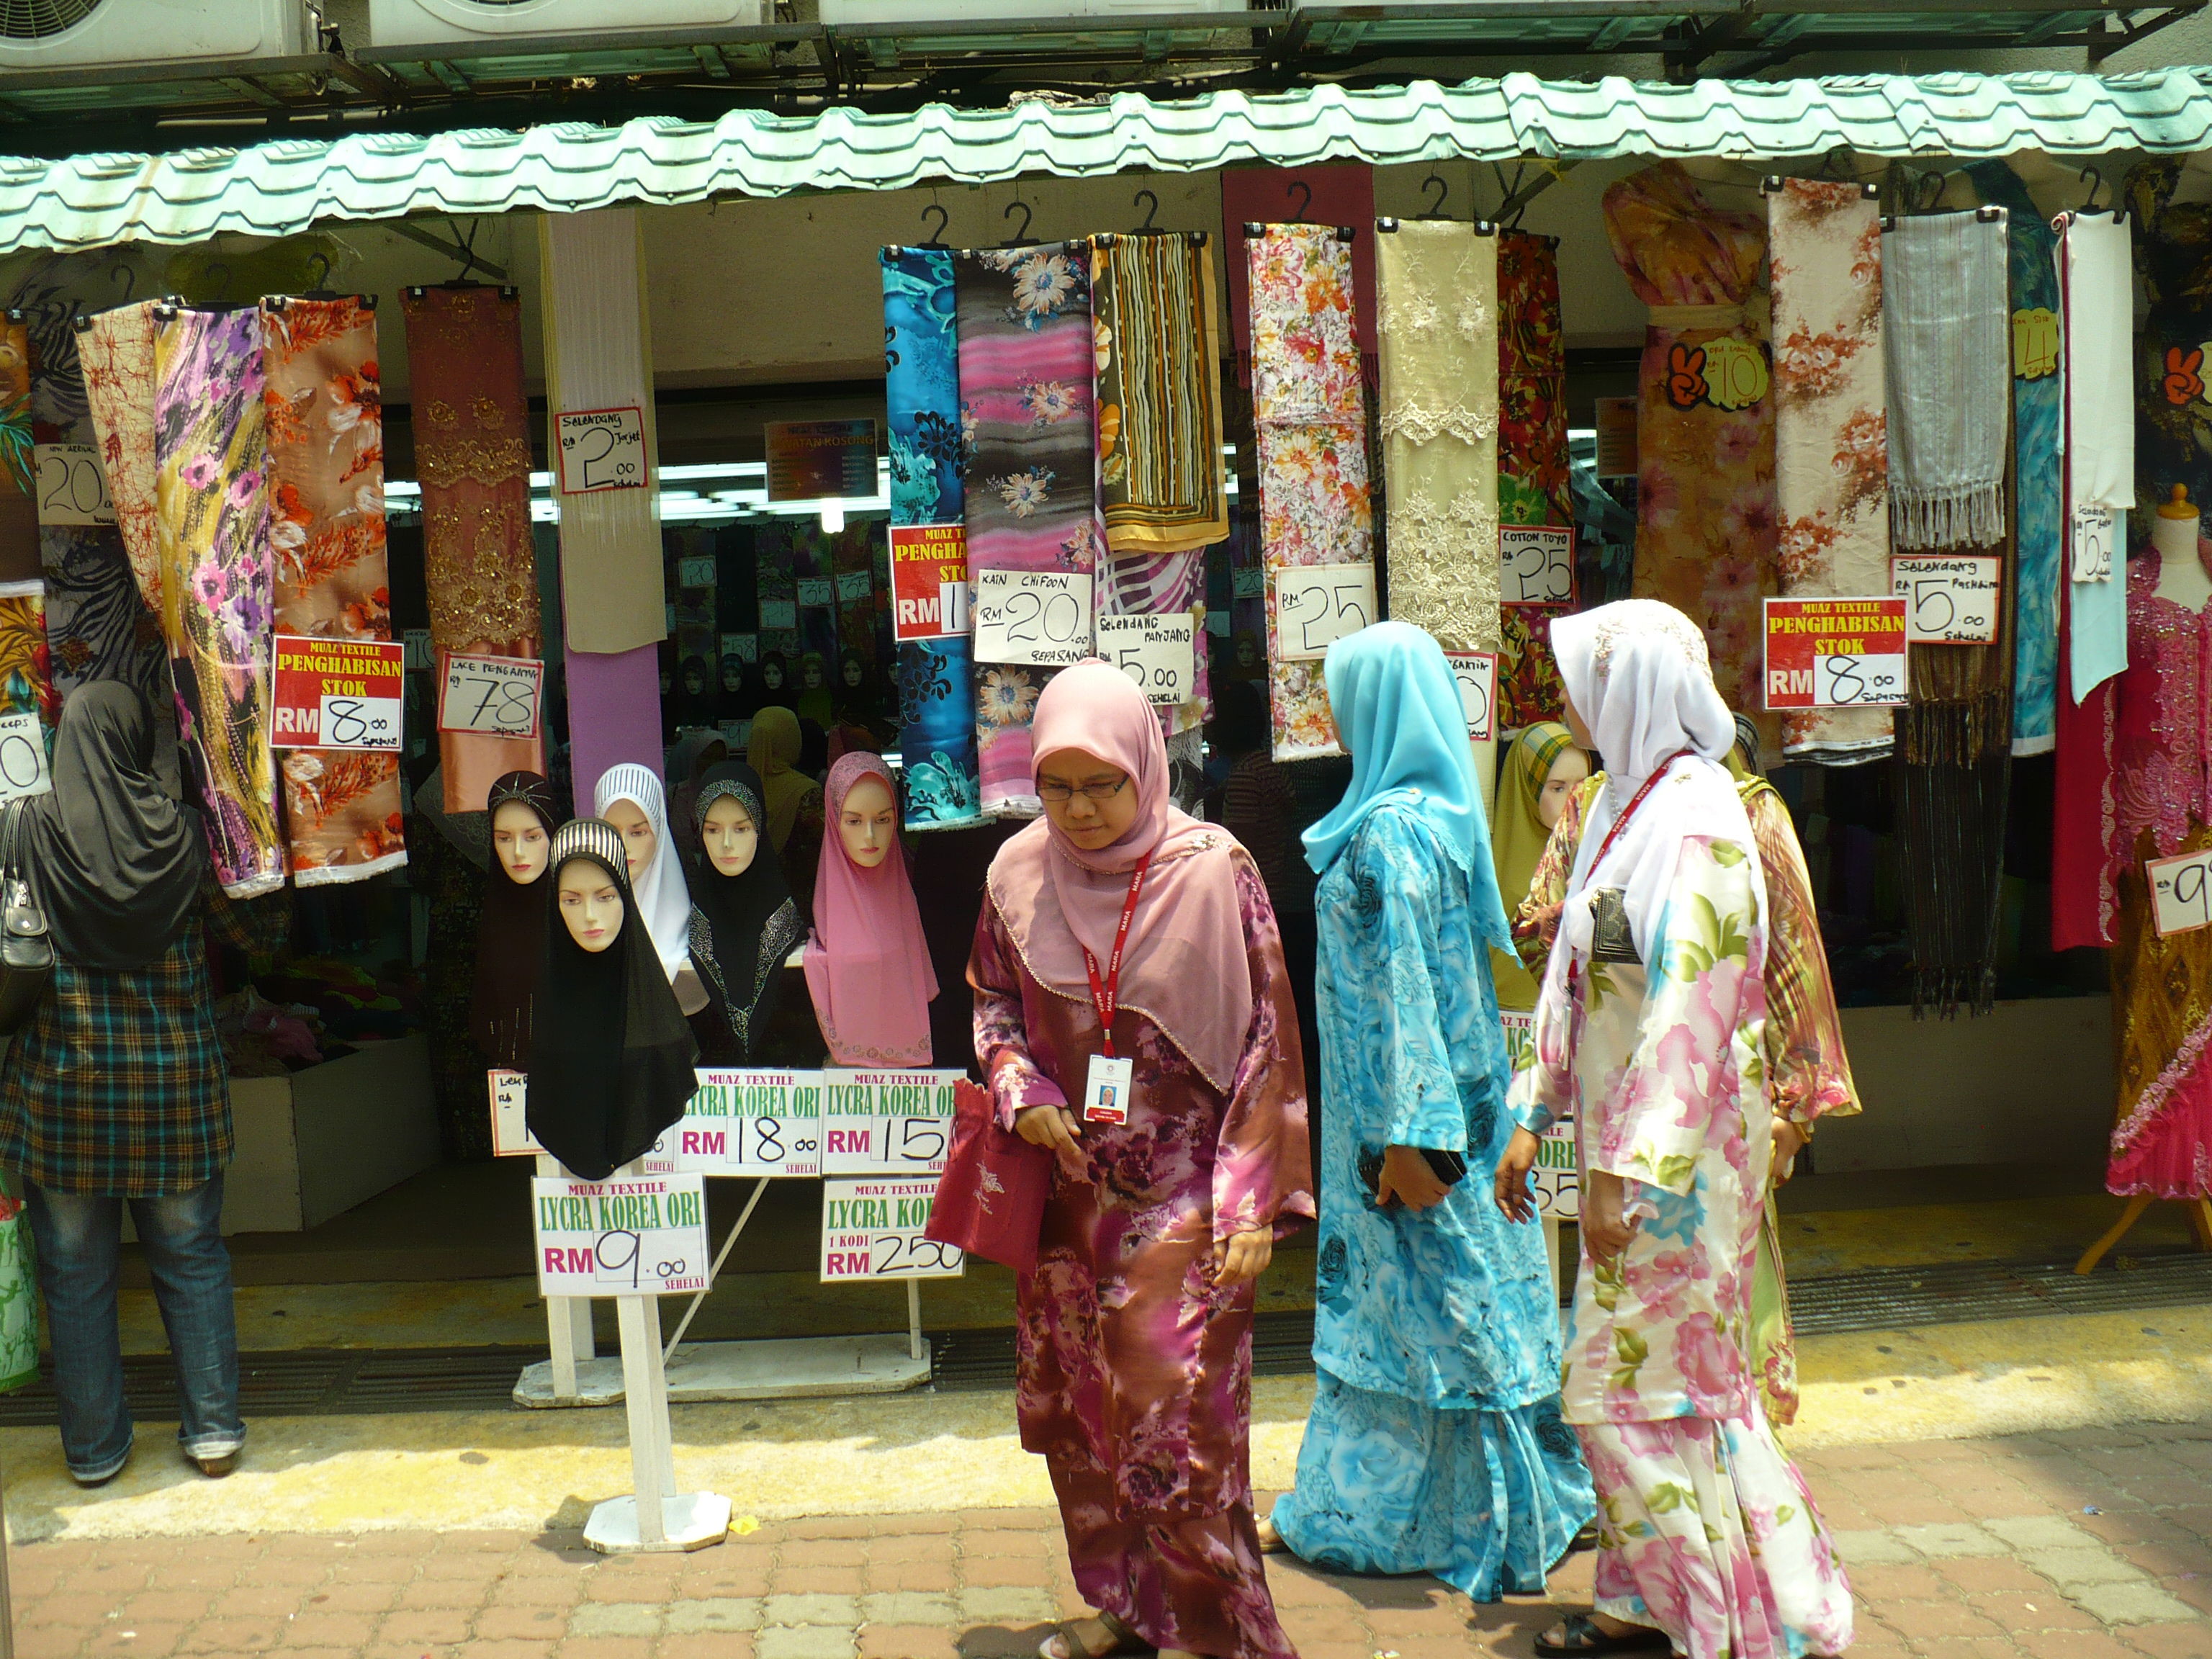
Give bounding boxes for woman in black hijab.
[529,818,699,1182]
[686,762,811,1065]
[471,771,565,1071]
[0,683,245,1487]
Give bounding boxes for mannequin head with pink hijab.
[803,752,937,1066]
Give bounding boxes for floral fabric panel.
[883,246,981,827]
[400,284,544,812]
[1498,232,1573,731]
[1249,224,1372,761]
[78,301,167,614]
[957,243,1100,814]
[0,318,35,585]
[151,305,284,898]
[1604,163,1780,753]
[1512,832,1771,1426]
[1092,231,1228,554]
[1769,179,1892,764]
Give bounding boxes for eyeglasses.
[1038,775,1130,803]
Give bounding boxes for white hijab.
[1548,601,1761,968]
[593,763,695,984]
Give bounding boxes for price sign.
[822,1069,964,1176]
[2148,848,2212,938]
[1232,566,1264,599]
[835,570,873,603]
[439,653,543,738]
[1762,598,1907,711]
[1499,1014,1575,1217]
[820,1178,965,1282]
[0,709,47,805]
[487,1070,542,1158]
[1097,613,1195,706]
[534,1172,709,1298]
[1499,526,1575,606]
[759,599,798,631]
[554,407,647,496]
[796,577,834,608]
[1891,554,2002,644]
[678,555,716,590]
[973,568,1094,666]
[1444,650,1498,742]
[2071,505,2116,584]
[643,1069,823,1177]
[1272,563,1376,661]
[272,636,406,750]
[721,632,757,662]
[34,444,114,526]
[403,629,433,672]
[890,523,971,642]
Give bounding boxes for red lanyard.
[1082,851,1154,1059]
[1588,749,1695,875]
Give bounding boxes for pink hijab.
[986,660,1254,1092]
[804,752,938,1066]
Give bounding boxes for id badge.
[1084,1053,1135,1125]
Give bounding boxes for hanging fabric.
[881,244,981,827]
[957,241,1100,814]
[1885,212,2010,552]
[150,302,284,898]
[78,301,166,614]
[2051,570,2119,949]
[400,284,546,814]
[1768,177,1892,765]
[261,295,406,885]
[1248,222,1372,761]
[0,315,36,586]
[1220,166,1378,383]
[2059,211,2135,702]
[1603,162,1779,748]
[1496,230,1573,732]
[1092,231,1228,555]
[1961,162,2064,757]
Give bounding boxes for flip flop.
[1038,1611,1149,1659]
[1533,1612,1672,1655]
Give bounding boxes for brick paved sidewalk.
[8,1419,2210,1659]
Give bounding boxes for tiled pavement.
[8,1419,2209,1658]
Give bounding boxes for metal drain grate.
[1786,1249,2212,1337]
[0,1345,539,1429]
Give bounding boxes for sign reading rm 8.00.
[439,654,543,739]
[554,406,647,496]
[1761,598,1907,710]
[272,637,406,750]
[1272,562,1376,661]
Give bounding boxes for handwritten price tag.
[1272,562,1376,661]
[488,1070,541,1158]
[534,1173,709,1298]
[820,1178,965,1282]
[2149,848,2212,937]
[1891,554,2002,644]
[1763,598,1907,710]
[678,555,716,590]
[319,695,403,750]
[439,654,542,739]
[796,577,834,608]
[554,407,647,496]
[835,570,873,603]
[2071,505,2116,584]
[1232,566,1264,599]
[645,1069,823,1178]
[1499,526,1575,606]
[1443,650,1499,742]
[1097,613,1195,706]
[974,569,1094,667]
[0,709,49,804]
[758,598,798,631]
[822,1069,966,1177]
[35,444,114,526]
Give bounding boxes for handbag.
[926,1077,1052,1275]
[0,1183,37,1395]
[0,797,51,1036]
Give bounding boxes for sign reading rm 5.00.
[554,407,647,496]
[1272,562,1376,661]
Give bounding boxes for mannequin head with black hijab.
[687,760,805,1061]
[471,771,565,1069]
[526,818,699,1182]
[24,681,204,971]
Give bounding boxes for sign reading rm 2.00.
[554,407,647,496]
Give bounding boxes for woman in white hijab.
[593,763,706,1012]
[1495,601,1852,1659]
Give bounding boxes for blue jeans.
[26,1177,243,1480]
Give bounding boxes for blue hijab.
[1300,621,1512,953]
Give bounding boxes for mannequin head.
[681,657,709,699]
[602,796,656,880]
[837,774,897,868]
[701,793,760,877]
[761,655,786,694]
[840,650,866,691]
[1038,745,1141,853]
[557,855,625,952]
[802,653,827,692]
[1538,745,1590,830]
[721,655,746,696]
[491,799,552,884]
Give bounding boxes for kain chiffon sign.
[534,1174,709,1297]
[821,1069,964,1177]
[819,1179,964,1282]
[642,1069,824,1178]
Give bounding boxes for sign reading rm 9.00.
[554,406,647,496]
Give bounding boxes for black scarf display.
[23,682,204,971]
[527,818,699,1180]
[470,770,565,1069]
[687,761,804,1061]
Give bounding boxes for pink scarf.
[804,752,938,1066]
[986,660,1255,1092]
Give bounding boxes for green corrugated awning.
[4,68,2210,255]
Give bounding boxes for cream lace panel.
[1388,461,1503,655]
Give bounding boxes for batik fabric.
[1603,164,1779,747]
[400,285,545,814]
[1769,178,1891,763]
[883,246,981,826]
[152,304,284,898]
[958,243,1100,814]
[78,302,166,613]
[262,296,405,886]
[1249,225,1372,760]
[0,316,35,585]
[972,853,1311,1659]
[1497,231,1573,729]
[1092,231,1227,554]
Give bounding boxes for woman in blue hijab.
[1262,621,1593,1599]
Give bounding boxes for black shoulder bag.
[0,797,53,1034]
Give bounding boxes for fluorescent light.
[819,501,846,534]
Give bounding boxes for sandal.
[1533,1612,1671,1655]
[1038,1611,1148,1659]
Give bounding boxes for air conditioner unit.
[823,0,1251,23]
[0,0,310,71]
[368,0,766,46]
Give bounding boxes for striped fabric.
[1093,231,1227,555]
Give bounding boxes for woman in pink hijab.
[969,660,1314,1659]
[804,752,936,1066]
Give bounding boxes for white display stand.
[583,1289,732,1555]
